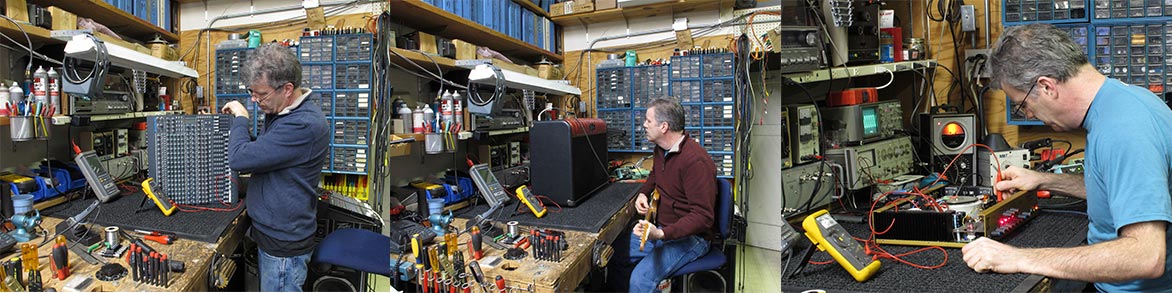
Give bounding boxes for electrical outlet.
[961,5,976,32]
[965,48,991,78]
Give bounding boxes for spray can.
[412,105,425,133]
[440,90,454,130]
[0,83,9,116]
[32,66,47,105]
[398,103,413,133]
[452,91,463,127]
[422,103,435,133]
[47,67,59,114]
[9,81,23,104]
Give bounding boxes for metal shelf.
[52,110,184,125]
[782,60,937,84]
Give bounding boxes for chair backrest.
[715,178,733,240]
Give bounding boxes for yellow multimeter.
[515,186,547,218]
[801,209,881,282]
[141,178,177,216]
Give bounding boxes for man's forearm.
[1039,173,1086,199]
[1019,223,1165,282]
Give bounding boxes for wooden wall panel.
[919,1,1087,156]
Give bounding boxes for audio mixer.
[147,115,238,205]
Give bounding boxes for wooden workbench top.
[401,201,637,293]
[4,214,247,292]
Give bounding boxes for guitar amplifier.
[529,119,611,206]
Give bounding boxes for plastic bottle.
[422,103,435,133]
[398,103,413,133]
[391,98,406,118]
[32,66,47,105]
[412,105,425,133]
[452,90,463,127]
[440,90,454,129]
[47,67,59,114]
[9,81,23,104]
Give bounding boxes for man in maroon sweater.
[620,97,717,292]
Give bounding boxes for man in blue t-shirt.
[961,23,1172,292]
[222,44,330,292]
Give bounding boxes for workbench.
[4,213,248,291]
[397,195,638,293]
[781,205,1089,292]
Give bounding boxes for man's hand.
[635,193,649,215]
[632,220,663,241]
[962,237,1026,274]
[994,166,1044,193]
[221,101,250,118]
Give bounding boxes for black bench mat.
[44,191,244,243]
[456,182,640,233]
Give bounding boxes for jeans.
[259,248,312,292]
[618,228,710,293]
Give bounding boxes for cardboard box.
[550,0,594,17]
[595,0,617,10]
[48,6,75,31]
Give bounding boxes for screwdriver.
[412,234,427,293]
[50,235,69,280]
[469,226,482,260]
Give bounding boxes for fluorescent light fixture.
[64,34,198,78]
[468,64,581,96]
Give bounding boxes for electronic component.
[781,162,836,214]
[820,100,903,145]
[801,209,880,282]
[146,115,238,205]
[824,136,915,190]
[469,163,511,208]
[977,149,1031,186]
[787,105,821,165]
[845,0,881,64]
[141,178,176,216]
[70,91,134,115]
[74,150,121,202]
[768,26,824,73]
[872,191,1038,247]
[918,113,977,185]
[514,186,546,218]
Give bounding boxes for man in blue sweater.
[221,44,330,292]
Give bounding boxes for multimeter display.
[515,186,547,218]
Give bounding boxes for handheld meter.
[801,209,880,282]
[141,178,177,216]
[514,186,547,218]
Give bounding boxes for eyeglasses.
[247,82,291,102]
[1012,78,1040,117]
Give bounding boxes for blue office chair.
[668,177,733,293]
[310,228,391,291]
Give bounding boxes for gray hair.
[647,97,685,132]
[989,23,1090,93]
[242,44,302,90]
